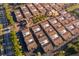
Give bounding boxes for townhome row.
[21,17,79,54]
[13,4,64,27]
[12,4,79,55]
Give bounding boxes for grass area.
[66,4,79,12]
[56,37,79,56]
[32,15,47,24]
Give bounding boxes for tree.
[10,30,23,56]
[3,4,14,25]
[0,24,3,35]
[58,50,65,56]
[65,43,78,55]
[0,24,4,55]
[37,52,41,56]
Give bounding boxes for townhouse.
[31,25,53,53]
[41,3,59,17]
[49,3,63,11]
[33,3,46,15]
[73,20,79,29]
[20,5,33,19]
[48,17,72,41]
[20,5,33,27]
[56,16,70,26]
[26,3,40,16]
[40,20,64,46]
[22,28,37,51]
[65,23,79,36]
[14,9,24,22]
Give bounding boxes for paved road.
[3,33,14,56]
[0,7,14,56]
[0,9,8,28]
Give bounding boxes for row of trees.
[10,30,23,56]
[57,37,79,56]
[0,24,3,35]
[3,4,14,25]
[0,24,4,55]
[3,4,23,56]
[66,4,79,12]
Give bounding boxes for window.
[25,12,30,14]
[60,29,67,35]
[51,34,58,40]
[16,11,20,14]
[75,22,79,28]
[38,33,44,38]
[60,10,67,15]
[28,38,34,43]
[62,11,67,14]
[46,5,50,8]
[17,14,21,17]
[77,22,79,25]
[68,25,74,30]
[51,9,56,13]
[34,27,41,33]
[52,20,57,24]
[23,31,30,36]
[39,7,43,9]
[59,17,64,21]
[49,29,53,32]
[22,6,26,9]
[57,24,62,28]
[33,9,37,12]
[28,4,33,7]
[43,23,50,28]
[40,40,49,46]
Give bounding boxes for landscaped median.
[3,4,24,56]
[0,24,3,35]
[66,4,79,12]
[56,37,79,56]
[65,4,79,17]
[3,4,14,25]
[0,24,4,55]
[10,30,24,56]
